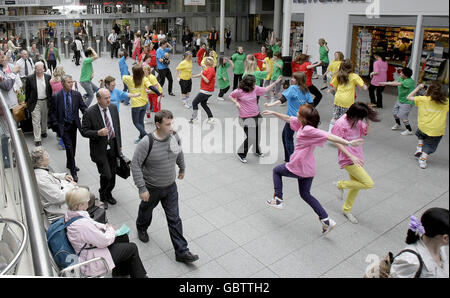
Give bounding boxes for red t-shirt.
[197,48,206,66]
[149,50,157,67]
[201,67,216,92]
[292,62,313,87]
[254,53,266,71]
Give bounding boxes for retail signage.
[184,0,205,5]
[5,0,16,4]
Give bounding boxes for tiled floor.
[27,42,449,278]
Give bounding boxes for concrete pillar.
[282,0,292,57]
[411,14,424,82]
[274,0,282,39]
[101,18,105,53]
[219,0,225,55]
[24,21,29,50]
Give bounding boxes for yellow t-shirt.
[331,73,365,108]
[176,60,193,80]
[146,74,163,94]
[263,57,274,80]
[201,51,218,68]
[415,96,449,136]
[328,60,342,75]
[122,75,151,108]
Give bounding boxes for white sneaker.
[189,118,198,124]
[419,159,427,169]
[254,152,264,157]
[321,218,336,235]
[266,196,284,210]
[333,181,344,200]
[400,130,413,136]
[184,103,191,109]
[217,97,224,101]
[343,212,359,224]
[207,118,216,124]
[391,124,402,130]
[237,155,248,164]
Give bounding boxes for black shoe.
[107,196,117,205]
[99,198,108,210]
[41,133,47,138]
[75,166,80,172]
[169,93,175,96]
[72,174,78,183]
[138,229,149,243]
[35,141,41,147]
[176,251,199,263]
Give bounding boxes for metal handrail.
[0,93,54,276]
[0,217,28,275]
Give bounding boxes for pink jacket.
[65,210,116,276]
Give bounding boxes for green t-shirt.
[80,57,94,82]
[271,44,281,54]
[397,77,416,105]
[231,53,246,75]
[319,46,329,64]
[243,70,268,86]
[218,63,231,90]
[271,60,284,81]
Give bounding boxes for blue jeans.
[273,164,328,220]
[131,104,148,139]
[282,122,295,162]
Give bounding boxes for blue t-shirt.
[282,85,313,116]
[119,56,130,77]
[110,88,129,113]
[156,48,171,70]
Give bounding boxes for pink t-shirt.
[331,114,367,169]
[285,117,329,178]
[230,86,266,118]
[371,60,388,86]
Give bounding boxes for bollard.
[96,39,101,58]
[64,41,69,59]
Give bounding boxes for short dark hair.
[239,75,256,93]
[401,67,413,78]
[85,48,93,57]
[155,110,174,124]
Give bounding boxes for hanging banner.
[184,0,205,5]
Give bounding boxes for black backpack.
[141,131,180,167]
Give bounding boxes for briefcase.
[116,154,131,180]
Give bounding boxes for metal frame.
[0,217,28,275]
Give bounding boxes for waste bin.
[282,56,293,78]
[61,35,73,59]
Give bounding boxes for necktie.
[65,92,72,122]
[103,109,115,140]
[24,58,28,76]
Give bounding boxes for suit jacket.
[125,30,134,43]
[81,103,122,164]
[25,73,52,112]
[49,89,87,137]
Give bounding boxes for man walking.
[49,75,87,182]
[81,88,122,209]
[108,28,119,59]
[124,25,134,58]
[131,110,199,263]
[25,61,52,147]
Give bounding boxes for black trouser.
[108,234,147,278]
[218,86,230,98]
[153,42,159,51]
[209,41,217,51]
[74,50,81,65]
[369,84,385,108]
[125,41,133,57]
[110,42,119,58]
[157,68,173,94]
[192,93,213,118]
[233,74,243,90]
[136,183,189,257]
[308,85,323,107]
[96,139,117,201]
[62,122,78,176]
[238,117,261,158]
[226,38,231,49]
[47,60,57,74]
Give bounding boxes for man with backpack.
[130,110,199,264]
[72,36,83,66]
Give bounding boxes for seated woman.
[31,146,100,220]
[65,188,147,278]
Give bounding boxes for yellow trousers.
[337,165,374,213]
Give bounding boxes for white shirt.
[158,34,166,42]
[390,239,449,278]
[15,57,35,78]
[108,33,117,43]
[36,74,46,99]
[98,104,115,148]
[258,25,264,34]
[34,168,72,216]
[196,38,201,46]
[75,39,83,51]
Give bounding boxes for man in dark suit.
[124,25,134,58]
[81,88,122,208]
[49,74,88,182]
[25,61,52,147]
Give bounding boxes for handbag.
[12,102,27,123]
[116,154,131,179]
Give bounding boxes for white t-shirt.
[158,34,166,42]
[36,75,47,99]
